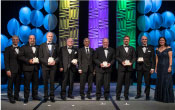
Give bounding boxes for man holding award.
[39,32,59,102]
[18,35,40,103]
[93,38,115,101]
[59,38,78,100]
[116,35,136,101]
[135,36,155,100]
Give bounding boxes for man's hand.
[60,68,64,72]
[6,71,11,77]
[78,70,82,74]
[29,59,34,64]
[100,63,104,68]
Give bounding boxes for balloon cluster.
[1,0,58,69]
[137,0,175,76]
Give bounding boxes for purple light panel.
[88,0,109,49]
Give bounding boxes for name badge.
[48,57,54,63]
[33,57,39,63]
[137,57,144,62]
[103,61,108,67]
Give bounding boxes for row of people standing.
[4,32,174,104]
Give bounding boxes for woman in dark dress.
[154,37,174,103]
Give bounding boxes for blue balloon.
[19,25,31,43]
[7,38,22,47]
[161,29,173,45]
[1,34,9,51]
[44,0,58,13]
[161,11,175,28]
[42,32,57,44]
[30,10,44,27]
[149,13,163,29]
[30,0,44,10]
[171,41,175,57]
[137,32,151,46]
[1,53,5,70]
[43,14,57,31]
[19,7,31,25]
[151,0,162,12]
[30,28,43,45]
[137,0,152,14]
[7,18,20,36]
[170,24,175,40]
[137,15,150,31]
[149,30,161,46]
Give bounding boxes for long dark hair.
[158,37,168,47]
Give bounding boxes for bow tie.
[30,45,35,47]
[47,43,53,45]
[104,48,108,50]
[124,46,129,47]
[14,47,19,49]
[68,47,72,49]
[142,46,147,48]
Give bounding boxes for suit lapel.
[11,46,18,55]
[45,43,50,56]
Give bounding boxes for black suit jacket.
[59,46,78,73]
[38,42,59,70]
[4,46,21,73]
[78,47,94,73]
[136,45,155,71]
[116,45,136,71]
[93,47,115,73]
[18,44,39,71]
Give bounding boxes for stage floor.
[1,83,175,110]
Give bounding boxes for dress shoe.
[96,97,100,101]
[135,95,141,99]
[116,97,120,101]
[24,99,28,103]
[68,95,74,99]
[50,98,55,102]
[125,96,129,101]
[81,96,85,100]
[33,96,41,101]
[14,97,21,101]
[9,98,16,104]
[105,97,109,101]
[86,94,92,99]
[43,98,48,103]
[146,96,150,100]
[61,96,66,101]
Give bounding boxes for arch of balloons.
[1,0,58,72]
[137,0,175,77]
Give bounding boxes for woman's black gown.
[154,48,174,103]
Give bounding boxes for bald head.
[46,32,54,43]
[12,35,19,46]
[67,38,74,47]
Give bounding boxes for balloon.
[7,38,22,47]
[137,15,150,31]
[1,53,5,70]
[161,11,175,28]
[151,0,162,12]
[42,32,57,44]
[30,28,43,45]
[137,32,151,46]
[7,18,20,36]
[43,14,57,31]
[149,30,161,46]
[171,41,175,57]
[149,13,163,29]
[19,7,31,25]
[161,29,173,45]
[44,0,58,13]
[1,34,9,51]
[19,25,31,43]
[30,10,44,27]
[170,24,175,40]
[30,0,44,10]
[137,0,152,14]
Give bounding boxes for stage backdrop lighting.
[137,0,152,14]
[43,14,57,31]
[19,25,31,43]
[170,24,175,40]
[149,13,163,30]
[30,10,44,27]
[1,34,9,51]
[30,28,43,45]
[149,30,161,46]
[161,11,175,28]
[1,53,5,70]
[19,7,31,25]
[137,15,150,31]
[44,0,58,14]
[161,29,174,45]
[151,0,162,12]
[30,0,44,10]
[7,18,20,36]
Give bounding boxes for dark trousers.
[96,72,111,97]
[42,69,56,99]
[80,68,93,96]
[137,70,150,96]
[116,71,131,97]
[24,71,38,99]
[61,68,75,97]
[7,72,21,99]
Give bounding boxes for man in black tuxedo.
[39,32,59,102]
[93,38,115,101]
[135,36,155,100]
[78,38,94,100]
[116,35,136,101]
[59,38,78,100]
[4,35,22,103]
[18,35,40,103]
